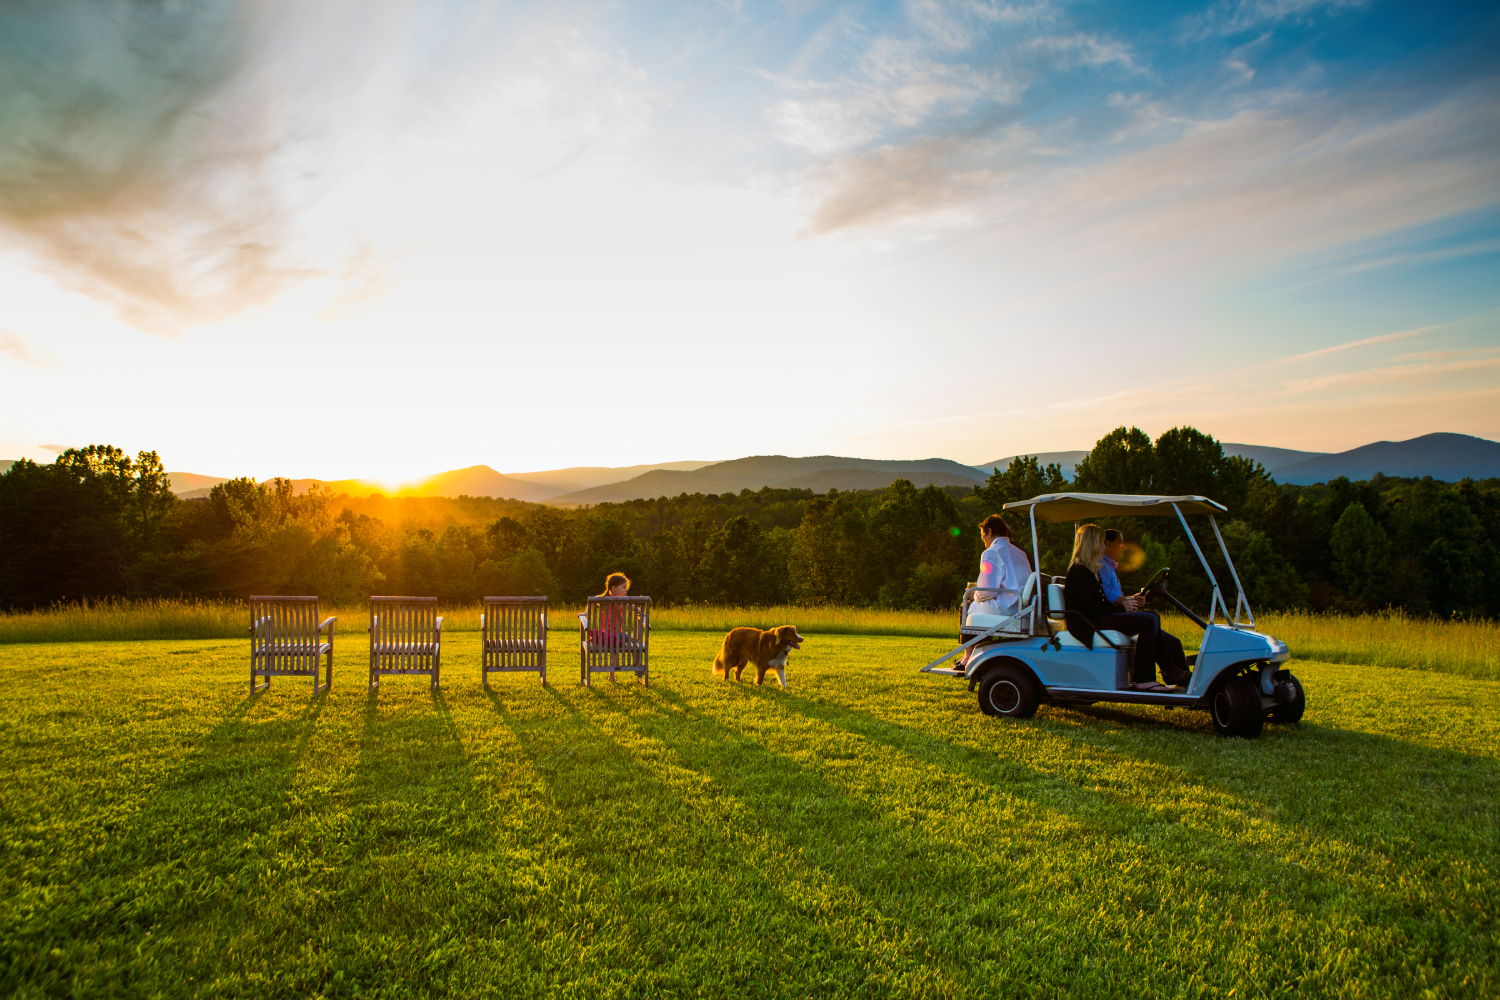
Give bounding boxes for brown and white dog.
[712,625,804,688]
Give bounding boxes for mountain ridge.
[1271,433,1500,484]
[545,455,989,505]
[10,433,1496,501]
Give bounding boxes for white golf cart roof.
[1003,493,1228,522]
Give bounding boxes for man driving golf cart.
[922,492,1302,738]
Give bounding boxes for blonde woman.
[1064,524,1188,691]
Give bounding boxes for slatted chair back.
[481,596,549,688]
[249,595,335,694]
[577,595,651,686]
[368,596,443,692]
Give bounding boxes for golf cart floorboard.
[1046,686,1202,708]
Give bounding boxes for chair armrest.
[480,613,485,629]
[576,613,588,629]
[435,616,444,633]
[318,616,336,634]
[541,614,548,631]
[249,614,271,635]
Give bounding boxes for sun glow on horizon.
[1,1,1497,473]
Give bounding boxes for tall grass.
[1,599,1495,680]
[1247,609,1499,682]
[0,599,249,644]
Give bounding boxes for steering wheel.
[1140,567,1171,600]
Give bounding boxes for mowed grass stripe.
[0,634,1495,998]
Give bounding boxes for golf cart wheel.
[978,666,1039,720]
[1267,672,1305,725]
[1210,676,1264,738]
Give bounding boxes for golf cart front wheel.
[978,666,1039,719]
[1210,676,1264,738]
[1267,672,1305,724]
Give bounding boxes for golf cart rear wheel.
[1267,672,1305,724]
[978,666,1039,719]
[1210,676,1264,738]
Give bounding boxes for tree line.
[2,427,1497,618]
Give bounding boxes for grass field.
[0,633,1495,997]
[4,600,1497,680]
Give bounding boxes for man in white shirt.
[971,514,1032,615]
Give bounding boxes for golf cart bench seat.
[1057,630,1135,648]
[1047,581,1136,649]
[965,609,1022,629]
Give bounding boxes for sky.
[1,0,1497,484]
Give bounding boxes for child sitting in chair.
[593,572,633,680]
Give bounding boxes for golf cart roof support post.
[1208,515,1255,629]
[1029,505,1041,636]
[1172,502,1221,636]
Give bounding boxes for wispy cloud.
[1280,238,1500,290]
[1181,0,1368,40]
[0,329,60,369]
[1028,33,1142,73]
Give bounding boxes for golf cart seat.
[963,572,1039,631]
[1046,581,1136,649]
[1057,630,1135,648]
[966,610,1021,629]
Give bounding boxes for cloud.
[1182,0,1367,40]
[1028,33,1142,72]
[0,329,60,368]
[766,37,1019,156]
[1018,81,1500,272]
[0,0,317,335]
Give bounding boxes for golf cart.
[920,493,1304,737]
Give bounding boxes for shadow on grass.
[560,682,1227,994]
[0,677,333,988]
[724,677,1499,892]
[346,683,484,854]
[483,681,970,996]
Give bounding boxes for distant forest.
[3,426,1498,619]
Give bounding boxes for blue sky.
[0,0,1496,481]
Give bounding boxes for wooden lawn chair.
[369,596,443,692]
[577,595,650,686]
[249,596,335,694]
[481,596,549,688]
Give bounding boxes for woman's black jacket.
[1064,563,1117,648]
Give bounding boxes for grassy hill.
[0,633,1494,996]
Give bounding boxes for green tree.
[1217,520,1310,611]
[0,446,182,607]
[1073,427,1154,494]
[698,515,777,604]
[1329,502,1391,607]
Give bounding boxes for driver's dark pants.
[1095,612,1162,683]
[1096,611,1188,683]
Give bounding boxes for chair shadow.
[481,679,983,993]
[343,682,484,855]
